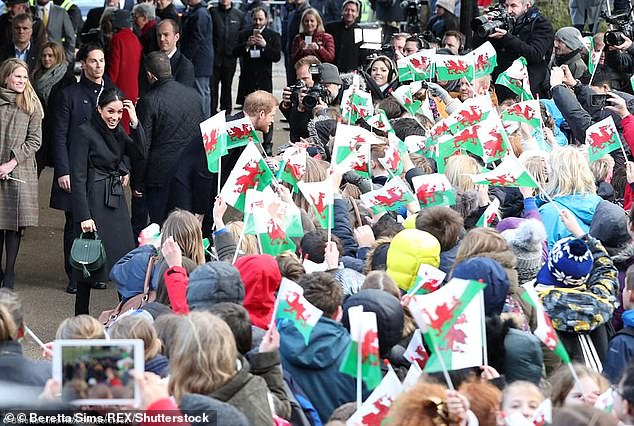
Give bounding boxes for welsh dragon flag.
[340,306,382,390]
[397,49,435,82]
[346,368,403,426]
[411,173,456,208]
[360,176,416,214]
[278,146,306,191]
[476,197,500,228]
[342,89,374,124]
[404,135,427,156]
[446,124,484,158]
[521,282,571,364]
[470,156,539,188]
[495,56,533,100]
[447,96,493,133]
[252,198,304,256]
[435,54,474,81]
[275,278,323,345]
[501,100,541,128]
[220,142,274,211]
[403,329,429,369]
[366,110,393,133]
[408,279,486,373]
[476,115,511,163]
[350,144,371,178]
[471,41,497,79]
[226,115,261,149]
[585,116,621,163]
[435,135,463,174]
[407,263,447,295]
[378,134,407,176]
[332,124,379,171]
[297,178,334,229]
[200,111,229,173]
[391,81,423,115]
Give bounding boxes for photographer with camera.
[603,12,634,85]
[473,0,554,100]
[281,57,343,141]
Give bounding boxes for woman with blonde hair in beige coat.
[0,58,42,289]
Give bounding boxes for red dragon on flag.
[487,173,518,186]
[360,397,393,426]
[234,160,264,194]
[203,128,218,155]
[482,129,505,158]
[361,329,380,367]
[416,183,438,205]
[474,53,490,73]
[374,187,405,208]
[505,104,536,121]
[588,125,615,153]
[457,106,483,126]
[227,124,254,143]
[309,192,327,218]
[453,127,479,148]
[283,292,309,326]
[446,59,469,75]
[424,296,463,335]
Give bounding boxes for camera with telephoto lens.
[603,9,634,46]
[471,2,514,38]
[301,64,332,110]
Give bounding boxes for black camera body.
[303,85,331,110]
[603,9,634,46]
[289,80,306,108]
[471,4,514,38]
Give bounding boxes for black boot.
[65,280,77,294]
[91,282,107,290]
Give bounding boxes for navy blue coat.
[181,2,214,78]
[49,75,115,212]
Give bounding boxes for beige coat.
[0,88,42,230]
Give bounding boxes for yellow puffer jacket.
[386,229,441,292]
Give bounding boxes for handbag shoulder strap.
[143,256,155,296]
[348,196,363,228]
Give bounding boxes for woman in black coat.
[234,7,282,106]
[70,88,147,315]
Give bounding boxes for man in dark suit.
[157,18,195,88]
[35,0,75,62]
[0,14,39,70]
[326,0,362,73]
[0,0,47,52]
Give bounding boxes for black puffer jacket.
[481,6,554,99]
[134,77,204,189]
[210,4,244,60]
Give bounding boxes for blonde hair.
[56,315,106,339]
[226,221,259,256]
[501,381,544,410]
[109,315,162,360]
[160,210,205,265]
[293,156,328,213]
[547,146,596,197]
[33,42,66,76]
[589,155,615,183]
[521,154,548,194]
[0,59,43,116]
[454,228,511,267]
[168,312,237,403]
[445,155,480,192]
[299,8,325,34]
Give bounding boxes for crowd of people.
[4,0,634,423]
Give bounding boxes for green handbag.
[70,232,107,278]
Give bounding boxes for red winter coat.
[235,255,282,330]
[108,28,142,131]
[291,31,335,64]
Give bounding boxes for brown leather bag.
[98,257,156,327]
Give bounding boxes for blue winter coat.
[604,310,634,383]
[279,317,363,423]
[538,193,602,250]
[181,2,214,77]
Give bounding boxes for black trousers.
[212,59,237,114]
[63,211,74,280]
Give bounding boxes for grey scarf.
[34,63,67,107]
